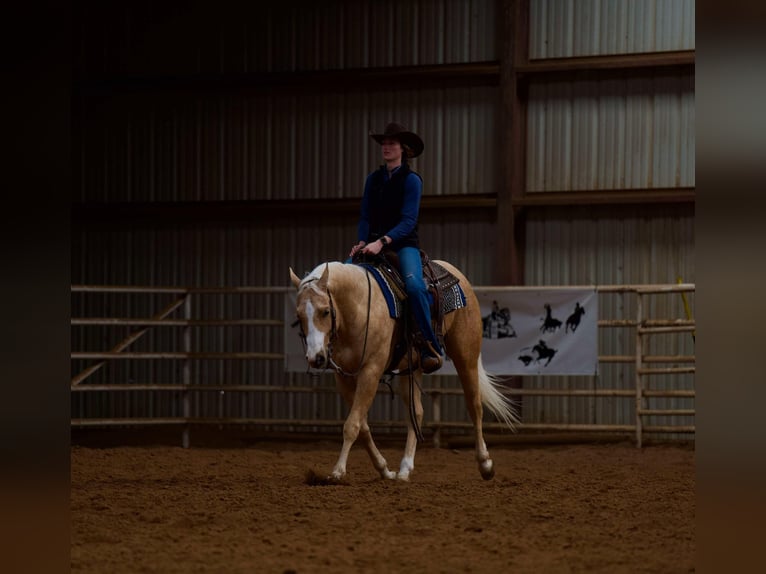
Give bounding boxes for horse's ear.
[289,267,302,289]
[316,263,330,289]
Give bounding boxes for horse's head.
[290,264,335,369]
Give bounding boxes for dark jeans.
[398,246,442,356]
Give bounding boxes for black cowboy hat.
[369,122,424,158]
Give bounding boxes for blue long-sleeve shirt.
[357,165,423,244]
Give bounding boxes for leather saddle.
[352,250,461,374]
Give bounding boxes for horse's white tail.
[477,354,520,430]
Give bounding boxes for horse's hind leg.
[451,358,495,480]
[334,373,396,480]
[396,372,424,481]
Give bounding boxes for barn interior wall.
[529,0,695,58]
[522,203,694,430]
[526,72,695,192]
[76,87,499,203]
[75,0,498,77]
[521,0,695,434]
[73,0,695,435]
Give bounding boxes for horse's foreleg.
[333,373,395,480]
[396,372,424,481]
[360,417,397,480]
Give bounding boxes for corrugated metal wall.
[522,0,695,434]
[73,0,695,437]
[529,0,696,58]
[526,73,695,191]
[78,87,499,202]
[76,0,497,76]
[523,204,695,433]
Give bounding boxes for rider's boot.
[420,340,443,374]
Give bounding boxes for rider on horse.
[348,122,443,374]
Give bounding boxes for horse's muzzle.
[308,352,327,369]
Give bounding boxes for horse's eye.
[322,309,331,317]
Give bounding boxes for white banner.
[474,288,598,375]
[284,288,598,376]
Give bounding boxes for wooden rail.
[71,283,694,447]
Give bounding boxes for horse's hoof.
[479,460,495,480]
[304,469,349,486]
[396,471,411,482]
[381,469,397,480]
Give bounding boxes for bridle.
[295,269,373,378]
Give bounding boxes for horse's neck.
[328,265,367,325]
[327,264,356,296]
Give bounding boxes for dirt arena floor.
[71,432,694,574]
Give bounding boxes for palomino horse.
[289,260,518,481]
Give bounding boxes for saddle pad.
[424,260,466,314]
[441,282,467,315]
[358,264,403,318]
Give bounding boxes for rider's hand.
[361,239,383,256]
[349,241,366,257]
